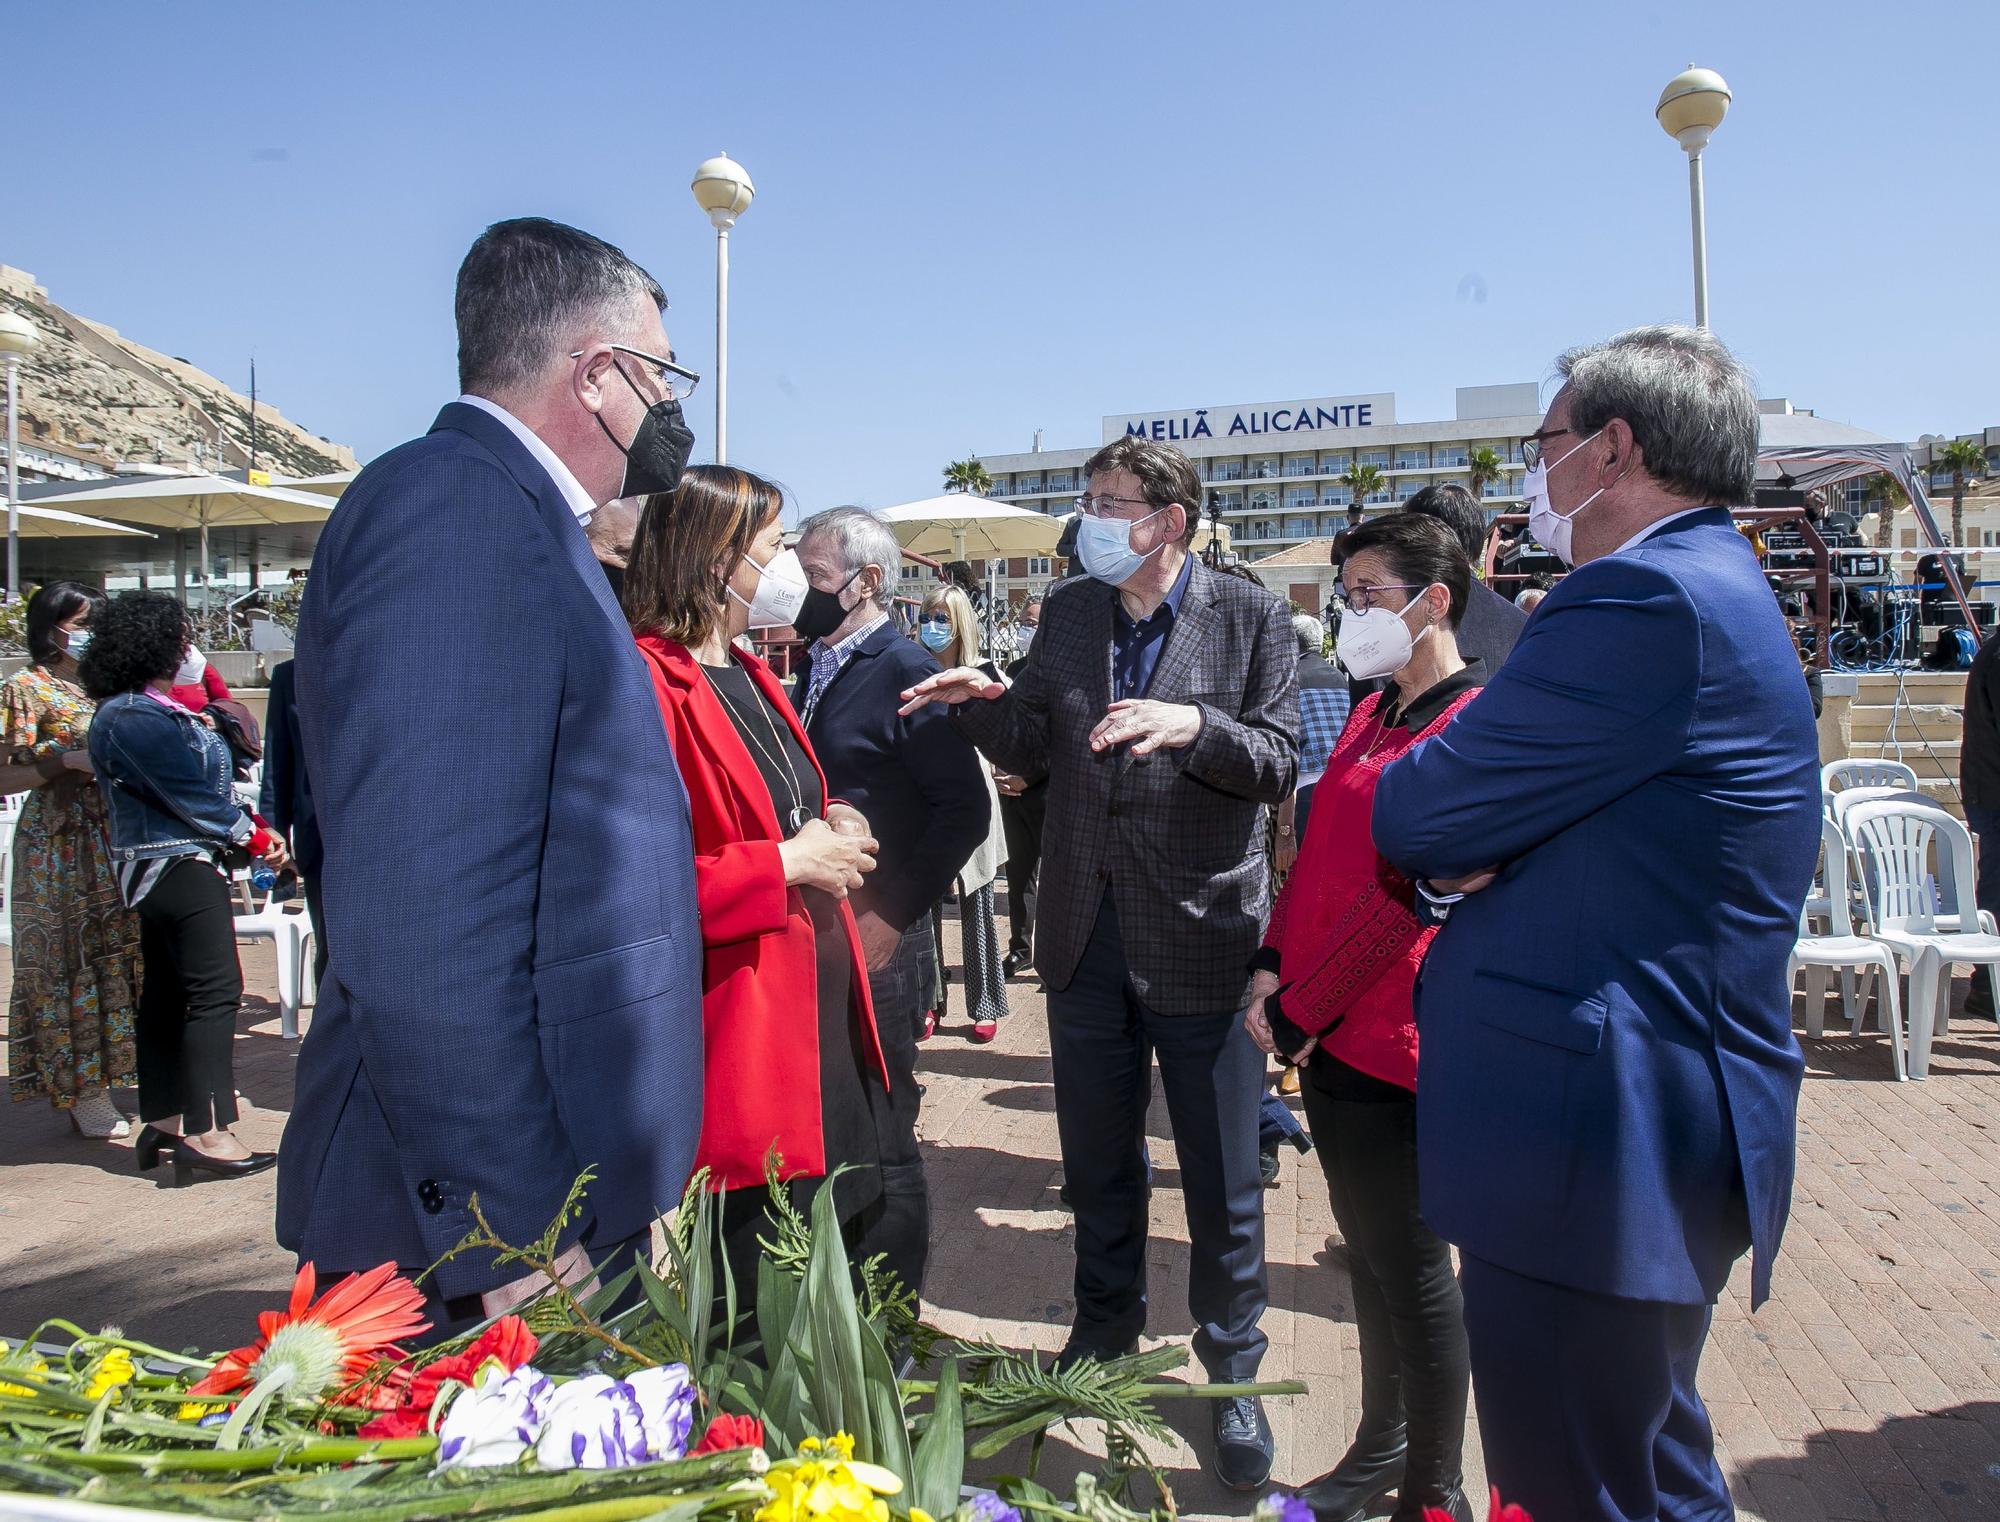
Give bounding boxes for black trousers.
[1298,1056,1469,1492]
[850,916,934,1302]
[134,858,244,1135]
[1046,892,1267,1379]
[998,784,1046,958]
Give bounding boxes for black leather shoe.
[1210,1390,1274,1491]
[1260,1145,1282,1188]
[134,1125,177,1172]
[169,1147,278,1187]
[1002,949,1032,978]
[1388,1485,1471,1522]
[1295,1425,1408,1522]
[1049,1337,1138,1374]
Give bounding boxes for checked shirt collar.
[803,611,888,726]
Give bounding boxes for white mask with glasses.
[1522,430,1604,567]
[1335,584,1436,680]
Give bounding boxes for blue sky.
[10,0,1996,516]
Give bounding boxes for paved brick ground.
[3,919,1998,1520]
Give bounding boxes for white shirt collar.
[1611,506,1713,557]
[455,394,598,525]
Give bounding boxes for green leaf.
[910,1358,965,1519]
[682,1188,716,1370]
[857,1310,913,1486]
[801,1181,870,1452]
[755,1245,798,1368]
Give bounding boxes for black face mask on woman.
[595,360,696,500]
[790,568,865,645]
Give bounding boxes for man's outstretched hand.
[899,667,1005,715]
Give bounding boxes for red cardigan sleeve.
[203,665,233,702]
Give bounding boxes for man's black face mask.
[597,358,696,500]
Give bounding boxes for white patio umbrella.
[7,501,157,538]
[272,469,356,497]
[23,474,335,602]
[876,493,1064,561]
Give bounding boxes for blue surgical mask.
[1075,506,1168,585]
[64,628,92,658]
[918,622,953,652]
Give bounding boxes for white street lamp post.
[690,154,755,464]
[0,309,40,604]
[1656,66,1732,331]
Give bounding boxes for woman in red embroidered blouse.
[1247,515,1482,1522]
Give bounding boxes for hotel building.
[974,382,1546,564]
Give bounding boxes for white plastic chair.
[1790,817,1906,1080]
[1823,758,1920,795]
[1845,800,2000,1079]
[232,873,314,1040]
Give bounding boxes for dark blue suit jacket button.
[418,1179,444,1214]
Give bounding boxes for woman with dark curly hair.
[81,592,289,1184]
[2,582,143,1139]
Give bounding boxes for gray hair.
[796,506,901,611]
[1554,325,1758,506]
[1291,613,1325,654]
[455,217,667,396]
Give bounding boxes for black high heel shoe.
[134,1125,177,1172]
[168,1144,278,1187]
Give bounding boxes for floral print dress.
[3,665,142,1108]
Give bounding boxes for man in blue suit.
[1372,326,1819,1522]
[278,218,704,1330]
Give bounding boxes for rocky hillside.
[0,264,355,479]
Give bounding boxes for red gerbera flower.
[357,1316,540,1440]
[689,1412,765,1455]
[1426,1492,1531,1522]
[189,1263,431,1408]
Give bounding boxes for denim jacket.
[88,690,255,865]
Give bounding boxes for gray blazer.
[953,558,1298,1015]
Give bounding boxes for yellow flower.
[756,1436,900,1522]
[911,1509,936,1522]
[0,1342,50,1399]
[84,1349,135,1401]
[178,1401,227,1420]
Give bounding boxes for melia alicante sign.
[1104,394,1397,445]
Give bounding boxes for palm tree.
[1341,464,1386,514]
[1864,471,1907,549]
[1933,439,1986,549]
[1467,446,1504,500]
[941,457,994,496]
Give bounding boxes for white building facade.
[976,382,1546,562]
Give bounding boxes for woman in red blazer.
[625,466,887,1312]
[1246,515,1483,1522]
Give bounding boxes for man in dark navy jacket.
[279,218,703,1331]
[791,506,990,1301]
[1374,327,1820,1522]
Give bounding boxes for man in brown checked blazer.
[902,436,1298,1490]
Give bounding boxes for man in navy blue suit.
[1373,326,1819,1522]
[278,218,704,1330]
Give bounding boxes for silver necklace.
[704,668,814,832]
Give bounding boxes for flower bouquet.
[0,1168,1303,1522]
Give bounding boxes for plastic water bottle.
[250,864,297,903]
